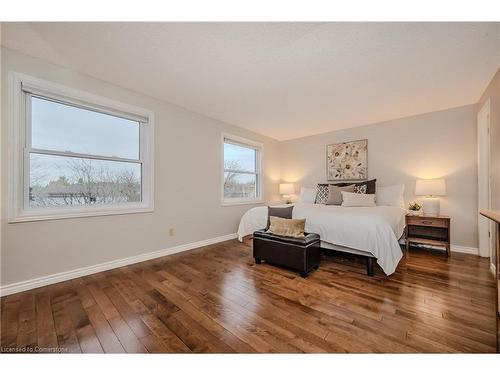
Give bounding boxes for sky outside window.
[223,142,256,172]
[31,96,140,159]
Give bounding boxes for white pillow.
[298,187,316,204]
[341,191,376,207]
[376,184,405,208]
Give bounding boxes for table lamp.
[279,183,294,204]
[415,179,446,216]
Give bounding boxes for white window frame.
[7,72,155,223]
[221,133,263,206]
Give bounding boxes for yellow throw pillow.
[266,216,306,238]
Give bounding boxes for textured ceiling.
[2,22,499,140]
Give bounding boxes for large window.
[8,73,154,222]
[222,134,262,205]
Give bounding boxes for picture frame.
[326,139,368,181]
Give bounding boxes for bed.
[237,203,406,275]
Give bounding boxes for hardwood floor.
[1,239,497,353]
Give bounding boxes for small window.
[222,134,263,205]
[8,73,154,222]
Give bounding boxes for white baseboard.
[404,241,479,256]
[450,245,479,255]
[0,233,238,297]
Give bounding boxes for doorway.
[477,98,494,258]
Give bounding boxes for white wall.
[1,48,281,286]
[279,105,479,249]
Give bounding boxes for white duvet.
[237,203,406,275]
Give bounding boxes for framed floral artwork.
[327,139,368,181]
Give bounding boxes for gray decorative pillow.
[315,184,329,204]
[354,184,367,194]
[326,184,355,205]
[266,206,294,230]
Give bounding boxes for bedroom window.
[8,73,154,222]
[222,134,263,205]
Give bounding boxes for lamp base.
[423,197,440,216]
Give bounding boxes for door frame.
[477,98,494,259]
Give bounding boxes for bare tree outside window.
[223,140,260,201]
[223,160,256,198]
[29,155,141,207]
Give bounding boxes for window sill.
[221,200,264,207]
[8,205,154,223]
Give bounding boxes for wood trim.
[480,210,500,223]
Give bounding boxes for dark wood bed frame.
[320,247,375,276]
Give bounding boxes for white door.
[477,99,493,258]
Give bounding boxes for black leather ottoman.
[253,229,321,277]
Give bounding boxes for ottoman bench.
[253,229,321,277]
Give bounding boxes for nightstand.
[405,214,451,257]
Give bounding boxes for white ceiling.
[2,22,499,140]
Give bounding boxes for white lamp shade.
[279,183,294,195]
[415,179,446,196]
